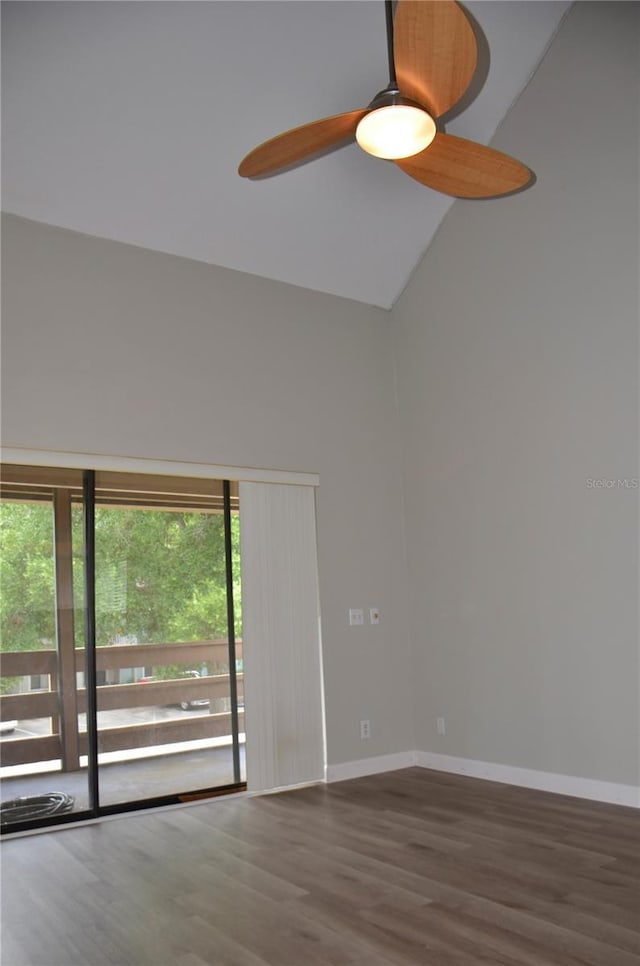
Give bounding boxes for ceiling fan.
[238,0,531,199]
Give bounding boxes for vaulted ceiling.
[1,1,569,308]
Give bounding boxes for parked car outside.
[179,670,209,711]
[136,671,209,711]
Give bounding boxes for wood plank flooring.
[1,767,639,965]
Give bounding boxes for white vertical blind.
[239,482,325,792]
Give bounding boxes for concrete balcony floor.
[1,740,246,821]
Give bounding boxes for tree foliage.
[1,500,241,659]
[1,502,56,652]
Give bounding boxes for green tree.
[2,501,242,662]
[0,502,56,652]
[91,506,241,648]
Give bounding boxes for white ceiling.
[1,1,569,308]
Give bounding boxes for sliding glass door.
[1,465,244,832]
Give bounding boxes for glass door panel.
[0,487,91,829]
[93,500,243,806]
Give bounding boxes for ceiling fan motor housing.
[367,85,422,113]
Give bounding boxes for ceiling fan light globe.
[356,105,436,160]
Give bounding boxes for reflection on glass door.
[91,476,244,807]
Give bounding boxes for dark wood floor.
[1,767,639,966]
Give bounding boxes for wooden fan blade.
[238,110,367,178]
[394,1,477,118]
[395,133,531,198]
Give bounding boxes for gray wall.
[393,2,639,786]
[0,214,413,767]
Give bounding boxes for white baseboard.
[325,749,640,808]
[326,751,417,783]
[250,780,323,797]
[415,751,640,809]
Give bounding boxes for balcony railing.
[0,640,243,770]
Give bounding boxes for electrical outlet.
[437,717,446,736]
[360,719,371,739]
[349,608,364,626]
